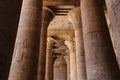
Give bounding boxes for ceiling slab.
[43,0,80,15]
[43,0,80,6]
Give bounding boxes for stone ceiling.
[48,16,73,29]
[43,0,80,15]
[43,0,80,7]
[44,0,76,39]
[46,0,105,41]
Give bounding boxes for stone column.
[64,55,70,80]
[8,0,42,80]
[45,37,56,80]
[105,0,120,68]
[0,1,22,80]
[54,55,67,80]
[81,0,120,80]
[37,7,54,80]
[65,40,77,80]
[67,7,87,80]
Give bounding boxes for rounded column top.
[42,7,55,27]
[43,7,55,16]
[67,7,81,29]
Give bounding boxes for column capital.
[47,37,57,43]
[42,7,55,28]
[47,37,56,49]
[64,40,74,50]
[67,7,81,29]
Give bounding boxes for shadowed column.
[65,40,77,80]
[105,0,120,68]
[64,55,70,80]
[8,0,42,80]
[54,55,67,80]
[0,0,22,80]
[67,7,87,80]
[81,0,120,80]
[37,7,55,80]
[45,37,56,80]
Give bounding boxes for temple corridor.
[0,0,120,80]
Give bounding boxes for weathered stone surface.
[45,37,56,80]
[64,55,70,80]
[0,0,22,80]
[37,7,54,80]
[48,16,73,29]
[53,40,70,80]
[81,0,120,80]
[65,40,77,80]
[105,0,120,68]
[67,7,87,80]
[8,0,42,80]
[54,55,67,80]
[48,29,74,40]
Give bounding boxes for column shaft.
[68,58,70,80]
[67,7,87,80]
[37,7,54,80]
[54,55,67,80]
[45,38,55,80]
[105,0,120,68]
[65,40,77,80]
[64,55,70,80]
[81,0,120,80]
[8,0,42,80]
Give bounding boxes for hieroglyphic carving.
[112,0,120,19]
[13,39,38,62]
